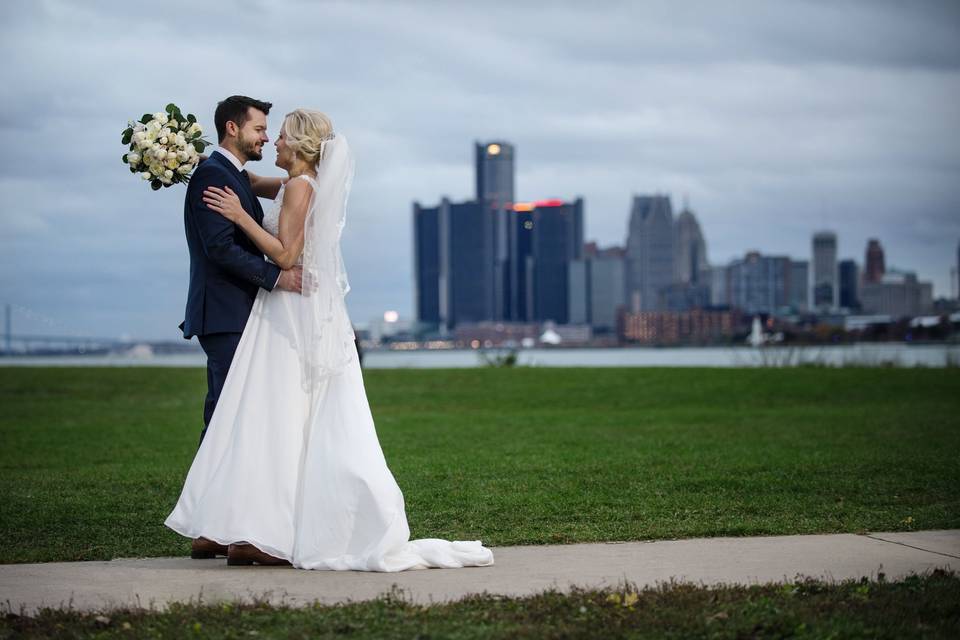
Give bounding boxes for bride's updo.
[283,109,334,167]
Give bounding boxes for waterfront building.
[864,239,885,284]
[673,206,708,285]
[569,244,626,332]
[812,231,838,311]
[839,259,860,311]
[475,141,514,209]
[727,251,791,315]
[708,265,729,306]
[412,202,442,328]
[860,271,933,318]
[412,198,496,330]
[625,195,674,311]
[476,141,516,320]
[788,260,809,313]
[415,141,585,330]
[658,282,711,312]
[507,198,584,324]
[619,309,739,345]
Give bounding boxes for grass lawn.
[0,366,958,563]
[3,571,958,639]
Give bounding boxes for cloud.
[2,0,959,339]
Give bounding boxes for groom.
[180,95,302,447]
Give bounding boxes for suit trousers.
[197,332,243,446]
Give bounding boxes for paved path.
[2,530,957,613]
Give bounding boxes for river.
[1,343,958,368]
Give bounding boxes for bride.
[165,109,493,571]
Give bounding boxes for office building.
[625,195,674,311]
[508,199,584,324]
[864,239,885,284]
[412,202,442,328]
[413,198,496,330]
[475,141,514,208]
[788,260,809,313]
[476,141,516,320]
[860,272,933,318]
[569,244,626,332]
[727,251,791,315]
[812,231,838,311]
[658,282,711,312]
[708,265,729,306]
[839,259,860,311]
[619,309,739,345]
[673,206,708,285]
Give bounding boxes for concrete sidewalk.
[2,530,957,613]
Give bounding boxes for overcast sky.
[2,0,959,340]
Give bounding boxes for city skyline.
[415,137,939,334]
[3,1,959,339]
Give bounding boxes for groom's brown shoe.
[227,543,292,567]
[191,537,229,559]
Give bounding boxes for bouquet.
[122,103,212,190]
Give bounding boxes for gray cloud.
[2,0,959,339]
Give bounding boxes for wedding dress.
[165,136,493,571]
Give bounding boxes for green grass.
[3,571,958,639]
[0,367,958,563]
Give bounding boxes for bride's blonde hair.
[283,109,334,167]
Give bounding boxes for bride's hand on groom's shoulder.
[203,185,245,223]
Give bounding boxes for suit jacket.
[180,151,281,339]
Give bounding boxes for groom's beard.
[237,134,263,162]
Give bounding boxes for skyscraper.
[788,260,809,313]
[864,239,885,284]
[412,197,496,331]
[412,202,442,328]
[442,199,496,329]
[476,141,516,321]
[475,141,515,207]
[504,207,535,322]
[506,199,583,324]
[812,231,838,312]
[625,195,674,311]
[839,259,860,311]
[728,252,791,315]
[569,245,625,332]
[708,265,729,307]
[414,140,586,331]
[673,205,708,285]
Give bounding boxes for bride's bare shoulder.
[280,177,312,210]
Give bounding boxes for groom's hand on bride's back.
[276,266,303,293]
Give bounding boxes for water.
[1,344,957,368]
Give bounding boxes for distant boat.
[539,328,562,345]
[748,316,765,348]
[126,343,155,359]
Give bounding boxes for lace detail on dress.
[262,175,315,266]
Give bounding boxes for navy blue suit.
[180,151,281,443]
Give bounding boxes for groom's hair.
[215,95,273,142]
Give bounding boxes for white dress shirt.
[213,146,245,172]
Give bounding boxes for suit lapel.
[243,172,265,224]
[209,152,263,224]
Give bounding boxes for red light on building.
[511,199,565,212]
[534,199,564,208]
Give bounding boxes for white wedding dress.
[165,137,493,571]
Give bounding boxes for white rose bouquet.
[122,103,212,190]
